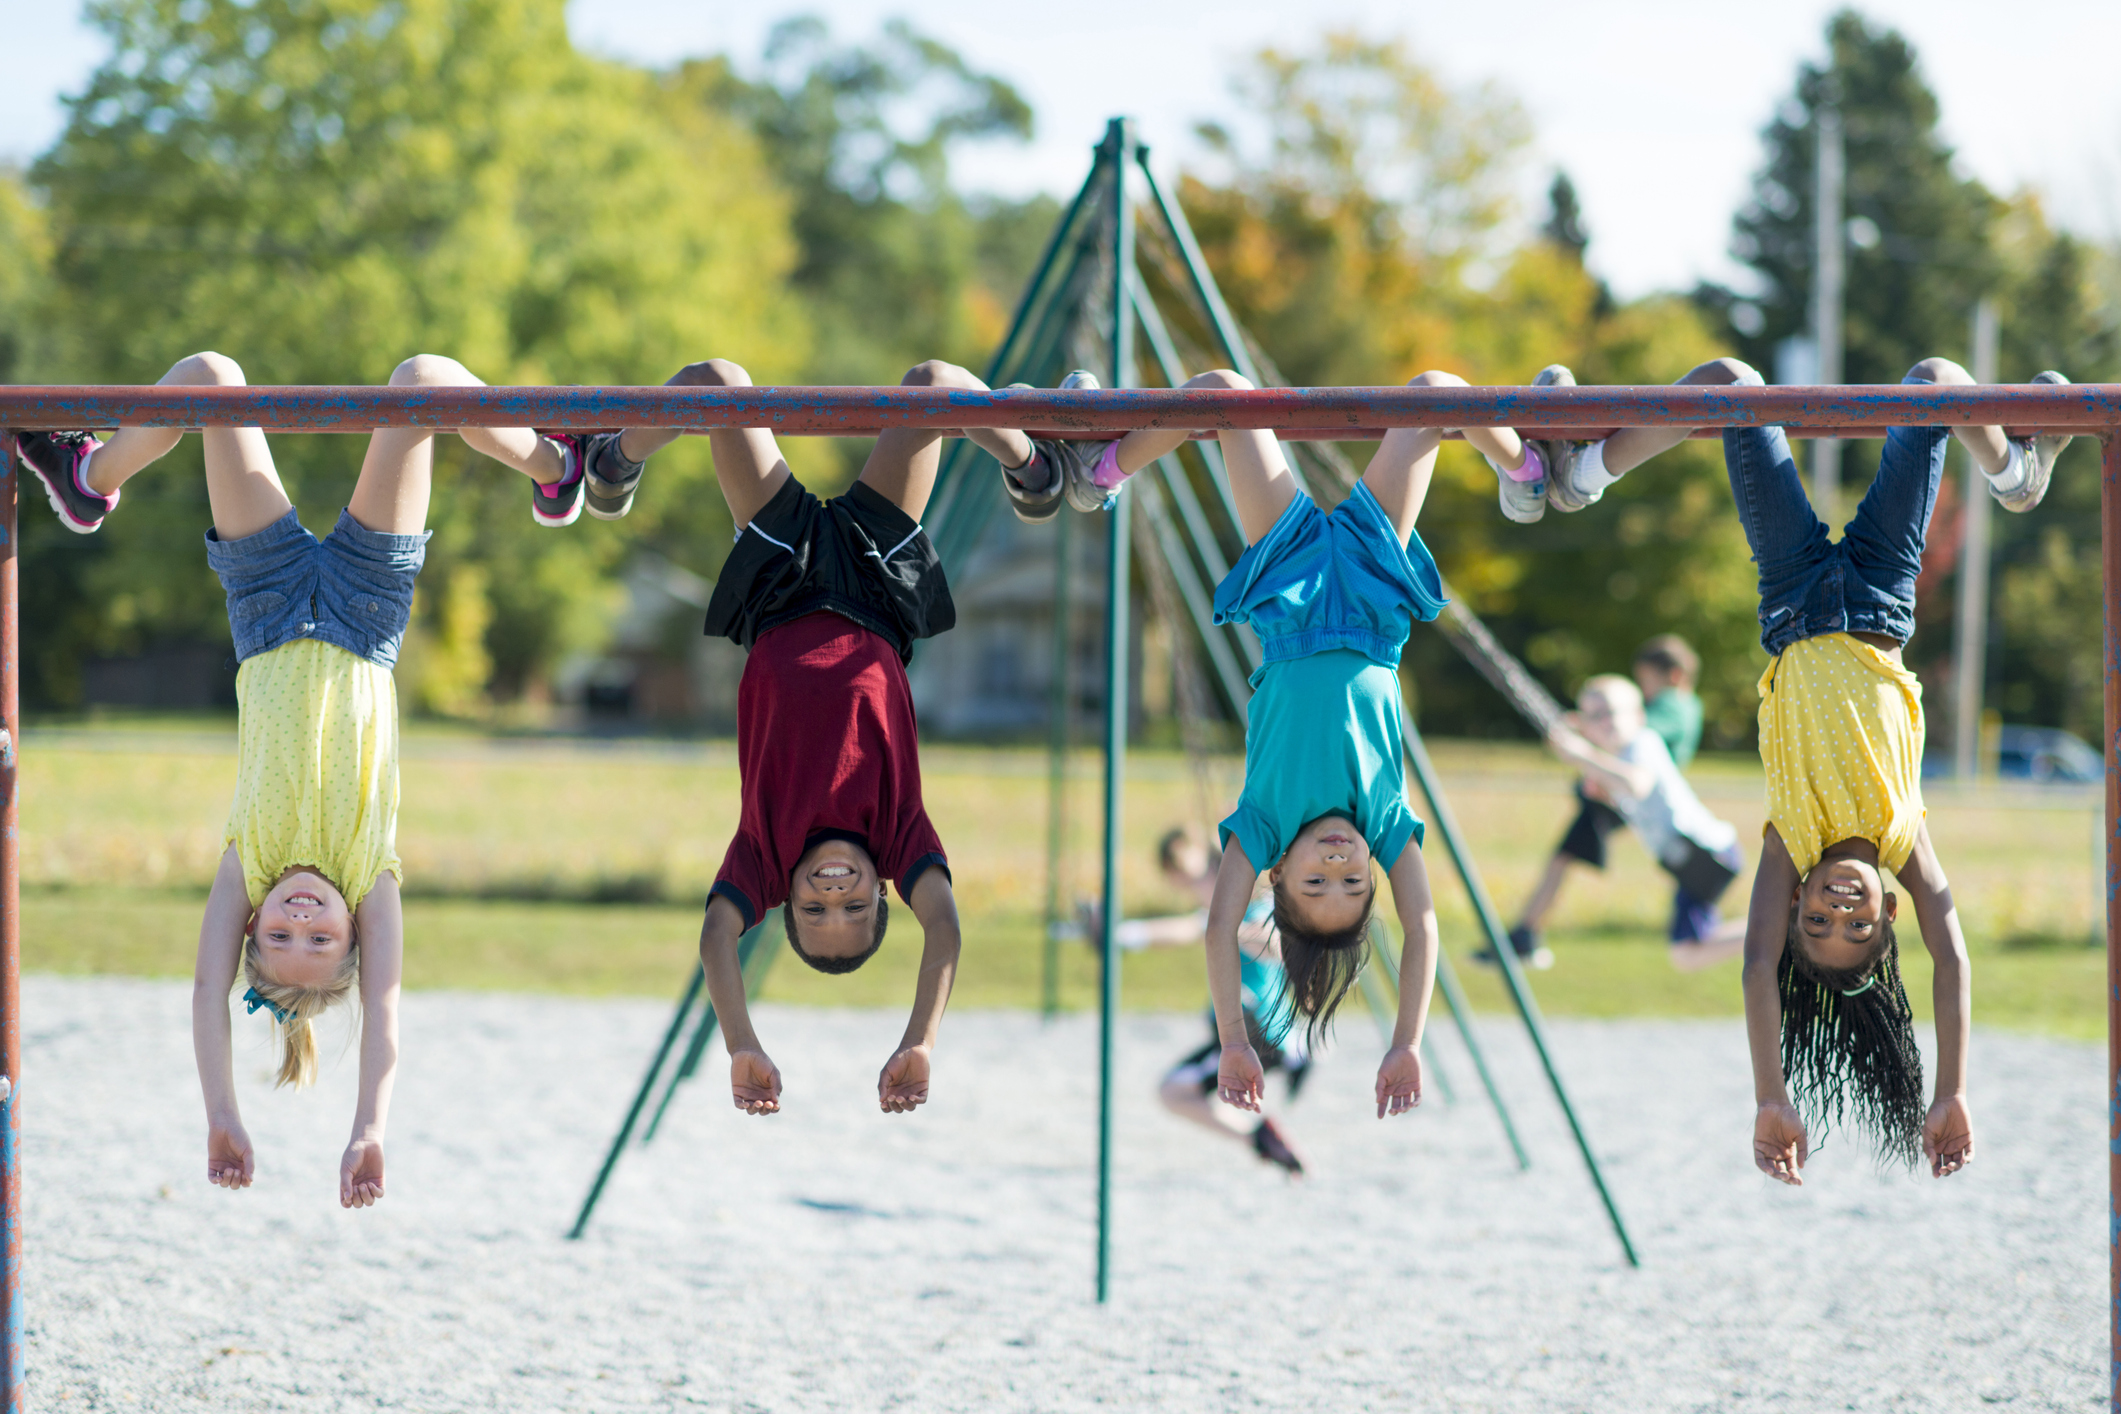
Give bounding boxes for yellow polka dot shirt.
[225,639,402,910]
[1757,632,1925,877]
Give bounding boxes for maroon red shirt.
[710,611,949,927]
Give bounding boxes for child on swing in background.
[589,357,1108,1116]
[1520,353,2072,1180]
[10,349,577,1206]
[1068,367,1548,1120]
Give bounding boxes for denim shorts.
[206,507,430,668]
[1723,373,1950,655]
[1211,482,1446,670]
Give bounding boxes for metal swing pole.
[0,443,20,1410]
[1094,115,1137,1306]
[1043,508,1075,1020]
[2102,429,2120,1411]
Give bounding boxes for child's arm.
[192,845,256,1191]
[1896,823,1975,1178]
[1546,720,1656,803]
[344,872,403,1209]
[1206,842,1266,1111]
[702,895,780,1115]
[1742,826,1807,1185]
[880,867,962,1114]
[1376,843,1439,1119]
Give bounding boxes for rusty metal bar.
[2104,430,2120,1411]
[0,440,19,1410]
[0,385,2108,435]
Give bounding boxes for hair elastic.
[1839,976,1877,999]
[243,987,295,1024]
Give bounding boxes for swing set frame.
[1,117,2118,1412]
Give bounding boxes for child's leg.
[1838,358,1973,601]
[1099,369,1296,544]
[1364,371,1525,542]
[857,361,1032,522]
[1598,357,1757,476]
[1515,851,1575,934]
[80,355,294,545]
[347,355,565,535]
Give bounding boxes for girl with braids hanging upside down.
[1076,367,1543,1118]
[1515,352,2073,1179]
[10,350,581,1205]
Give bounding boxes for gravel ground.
[20,975,2101,1412]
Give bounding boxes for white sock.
[1573,439,1618,494]
[1983,440,2028,494]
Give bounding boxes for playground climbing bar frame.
[0,381,2115,1404]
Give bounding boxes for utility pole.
[1951,298,2001,781]
[1811,105,1844,516]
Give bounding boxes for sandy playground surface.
[19,975,2101,1411]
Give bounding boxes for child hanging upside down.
[1523,354,2072,1180]
[1079,368,1534,1119]
[10,350,577,1206]
[600,357,1104,1115]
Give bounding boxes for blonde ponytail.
[241,928,361,1089]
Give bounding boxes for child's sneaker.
[12,430,115,533]
[1473,925,1554,971]
[529,432,587,528]
[999,384,1066,526]
[1251,1117,1307,1177]
[1991,371,2072,513]
[1051,370,1122,514]
[1530,365,1600,513]
[582,431,644,521]
[1483,441,1547,524]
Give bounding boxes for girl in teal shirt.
[1086,367,1535,1120]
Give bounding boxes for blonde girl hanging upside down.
[1520,354,2071,1179]
[10,351,581,1206]
[1083,368,1540,1119]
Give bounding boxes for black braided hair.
[1778,912,1925,1167]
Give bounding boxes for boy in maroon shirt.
[602,355,1106,1115]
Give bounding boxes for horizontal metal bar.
[1,384,2116,433]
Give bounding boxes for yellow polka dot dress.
[1756,632,1925,877]
[225,640,402,909]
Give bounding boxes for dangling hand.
[1753,1100,1809,1185]
[1922,1095,1975,1178]
[729,1049,783,1115]
[1217,1043,1265,1113]
[1375,1044,1423,1118]
[878,1044,932,1114]
[206,1119,255,1190]
[339,1137,386,1208]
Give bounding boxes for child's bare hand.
[339,1138,385,1209]
[1217,1043,1264,1113]
[1375,1045,1423,1118]
[206,1121,254,1190]
[1753,1101,1809,1185]
[1922,1095,1975,1178]
[878,1045,931,1113]
[729,1049,782,1115]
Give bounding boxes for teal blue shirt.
[1219,649,1424,875]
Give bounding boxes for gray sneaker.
[1042,369,1120,514]
[1532,365,1600,512]
[582,432,644,521]
[998,384,1066,526]
[1483,444,1547,524]
[1993,370,2072,513]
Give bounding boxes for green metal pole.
[1400,717,1640,1265]
[568,964,704,1240]
[1043,508,1075,1020]
[1095,116,1137,1306]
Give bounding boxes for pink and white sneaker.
[11,430,116,533]
[529,432,588,528]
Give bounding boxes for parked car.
[1923,725,2102,784]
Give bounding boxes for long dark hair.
[1778,913,1924,1167]
[1269,879,1376,1047]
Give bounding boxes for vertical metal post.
[1811,104,1844,518]
[0,443,22,1408]
[2102,430,2120,1410]
[1095,116,1136,1306]
[1951,298,2001,782]
[1043,510,1074,1020]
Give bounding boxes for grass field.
[21,717,2107,1035]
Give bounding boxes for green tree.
[25,0,805,708]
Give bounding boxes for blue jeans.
[206,507,429,668]
[1724,375,1950,655]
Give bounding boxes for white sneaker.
[1532,365,1600,512]
[1992,370,2072,513]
